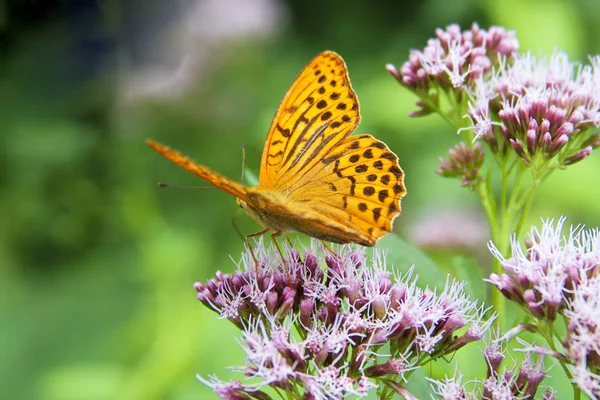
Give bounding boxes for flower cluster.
[563,274,600,398]
[388,23,518,91]
[488,217,599,321]
[430,349,556,400]
[390,24,600,175]
[436,141,485,189]
[469,51,600,170]
[428,338,553,400]
[488,218,600,397]
[195,240,493,399]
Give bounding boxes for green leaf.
[451,255,486,302]
[376,233,446,288]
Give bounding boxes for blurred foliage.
[1,0,599,399]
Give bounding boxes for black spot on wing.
[355,164,368,173]
[378,190,389,202]
[389,165,403,178]
[373,208,382,221]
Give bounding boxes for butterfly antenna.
[241,143,247,188]
[157,182,218,190]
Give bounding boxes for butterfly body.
[240,188,374,246]
[147,51,406,250]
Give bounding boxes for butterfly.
[147,51,406,264]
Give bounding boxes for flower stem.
[475,174,505,325]
[514,178,540,239]
[543,321,583,400]
[476,173,498,239]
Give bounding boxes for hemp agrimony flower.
[469,51,600,172]
[488,218,600,398]
[388,23,518,91]
[436,141,485,189]
[428,330,554,400]
[195,240,493,399]
[488,217,599,321]
[387,23,518,122]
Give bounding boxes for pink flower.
[388,23,518,91]
[468,51,600,167]
[436,142,485,189]
[488,217,599,321]
[489,217,600,395]
[197,240,492,398]
[428,331,551,400]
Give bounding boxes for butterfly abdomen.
[244,188,375,246]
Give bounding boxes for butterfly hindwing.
[286,134,406,244]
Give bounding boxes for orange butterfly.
[147,51,406,263]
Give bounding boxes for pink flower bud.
[564,146,592,165]
[299,298,315,328]
[526,129,537,154]
[510,139,526,158]
[548,133,569,156]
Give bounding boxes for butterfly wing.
[259,51,360,189]
[146,139,247,200]
[286,134,407,245]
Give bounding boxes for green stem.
[476,175,506,326]
[492,164,535,328]
[514,178,540,239]
[503,165,526,226]
[543,322,580,400]
[414,87,471,131]
[476,174,499,239]
[500,165,509,221]
[496,164,530,253]
[379,383,392,400]
[272,386,286,399]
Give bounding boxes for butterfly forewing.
[259,51,360,189]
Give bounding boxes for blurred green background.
[2,0,600,399]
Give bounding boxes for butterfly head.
[238,196,267,225]
[236,198,247,210]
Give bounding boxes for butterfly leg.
[320,240,340,257]
[285,234,294,248]
[270,231,285,265]
[271,231,293,282]
[245,228,269,275]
